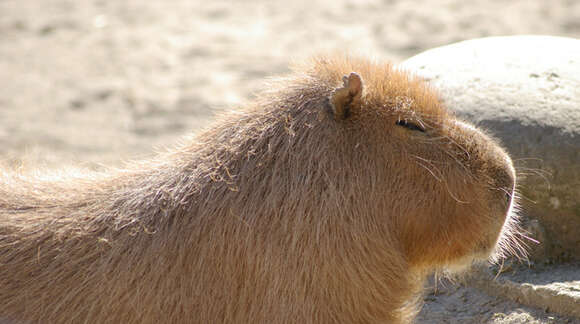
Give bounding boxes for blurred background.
[1,0,579,167]
[0,1,579,323]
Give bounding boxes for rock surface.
[469,263,580,320]
[418,271,580,324]
[401,36,580,262]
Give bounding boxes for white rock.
[401,36,580,261]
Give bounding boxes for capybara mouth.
[488,186,525,263]
[486,152,524,264]
[445,192,519,273]
[466,180,522,267]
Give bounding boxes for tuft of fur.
[0,56,518,323]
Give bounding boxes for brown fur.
[0,56,518,323]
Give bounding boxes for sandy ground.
[417,279,578,324]
[1,0,580,323]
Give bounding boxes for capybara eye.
[396,119,425,132]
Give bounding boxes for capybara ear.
[329,72,363,120]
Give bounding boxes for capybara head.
[188,55,519,321]
[0,56,519,324]
[246,56,518,270]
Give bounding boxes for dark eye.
[396,119,425,132]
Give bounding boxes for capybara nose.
[453,120,515,209]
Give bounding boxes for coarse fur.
[0,56,518,324]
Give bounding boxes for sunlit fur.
[0,56,518,324]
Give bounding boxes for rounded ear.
[329,72,363,120]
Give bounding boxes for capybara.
[0,56,519,323]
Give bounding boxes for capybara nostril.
[505,190,513,205]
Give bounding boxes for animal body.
[0,56,518,323]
